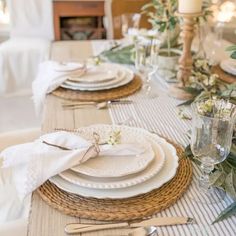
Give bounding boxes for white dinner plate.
[220,59,236,76]
[50,125,179,199]
[64,69,126,88]
[70,126,156,178]
[59,141,164,189]
[61,69,134,91]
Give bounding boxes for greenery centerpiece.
[227,45,236,59]
[177,58,236,106]
[141,0,181,78]
[141,0,180,56]
[182,53,236,222]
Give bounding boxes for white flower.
[107,130,121,145]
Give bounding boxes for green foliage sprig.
[227,45,236,60]
[178,58,236,106]
[99,44,135,65]
[142,0,178,33]
[142,0,179,54]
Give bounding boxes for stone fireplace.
[53,0,106,41]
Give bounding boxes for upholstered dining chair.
[0,128,40,151]
[0,0,53,95]
[105,0,151,39]
[0,127,40,236]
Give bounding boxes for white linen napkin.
[0,131,144,200]
[32,61,85,114]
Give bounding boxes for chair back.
[7,0,54,40]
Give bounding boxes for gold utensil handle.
[65,222,129,234]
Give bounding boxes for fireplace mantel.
[53,0,106,41]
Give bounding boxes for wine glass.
[190,99,236,203]
[135,36,161,98]
[121,13,141,40]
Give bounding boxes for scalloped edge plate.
[50,125,179,199]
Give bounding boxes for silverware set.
[65,217,194,234]
[62,99,133,110]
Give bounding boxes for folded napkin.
[0,131,144,200]
[32,61,86,114]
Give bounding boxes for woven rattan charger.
[52,75,142,102]
[212,65,236,84]
[37,139,192,222]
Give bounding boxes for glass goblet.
[121,13,141,40]
[134,36,160,98]
[190,99,236,203]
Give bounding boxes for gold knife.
[64,217,194,234]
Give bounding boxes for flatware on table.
[64,217,194,234]
[104,226,157,236]
[62,99,133,110]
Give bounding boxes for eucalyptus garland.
[227,45,236,60]
[182,58,236,223]
[179,58,236,106]
[185,140,236,223]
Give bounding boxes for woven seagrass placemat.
[37,140,192,221]
[212,65,236,84]
[52,75,142,102]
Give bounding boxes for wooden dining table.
[27,40,236,236]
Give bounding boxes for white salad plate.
[70,126,156,178]
[50,125,179,199]
[72,142,155,178]
[67,63,120,83]
[53,62,84,72]
[220,59,236,76]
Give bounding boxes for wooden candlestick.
[177,12,202,86]
[169,12,202,100]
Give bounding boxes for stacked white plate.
[50,124,179,199]
[60,63,135,91]
[220,59,236,76]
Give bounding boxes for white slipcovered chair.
[0,127,40,236]
[0,127,40,151]
[0,0,54,95]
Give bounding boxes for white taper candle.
[178,0,203,14]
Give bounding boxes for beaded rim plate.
[59,142,164,189]
[50,125,179,199]
[70,126,158,178]
[61,66,134,91]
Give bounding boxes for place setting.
[32,59,142,113]
[38,125,192,234]
[52,61,142,101]
[0,123,192,234]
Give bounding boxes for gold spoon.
[63,100,133,110]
